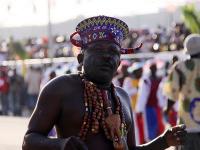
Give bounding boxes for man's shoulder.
[57,73,79,79]
[51,73,80,83]
[115,86,132,115]
[43,73,81,91]
[115,85,126,93]
[115,86,130,102]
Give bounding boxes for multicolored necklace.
[78,74,127,150]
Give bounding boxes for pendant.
[113,141,124,150]
[105,114,125,150]
[105,114,121,132]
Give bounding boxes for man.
[22,16,186,150]
[163,33,200,150]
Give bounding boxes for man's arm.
[132,124,186,150]
[135,135,168,150]
[22,78,66,150]
[22,77,87,150]
[23,133,67,150]
[23,133,87,150]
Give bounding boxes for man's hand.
[64,136,88,150]
[162,124,187,146]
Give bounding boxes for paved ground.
[0,116,29,150]
[0,116,175,150]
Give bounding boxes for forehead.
[85,41,120,51]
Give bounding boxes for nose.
[102,53,112,61]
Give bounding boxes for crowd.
[0,22,190,60]
[0,35,74,61]
[0,61,78,116]
[121,23,189,55]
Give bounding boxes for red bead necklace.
[79,74,127,149]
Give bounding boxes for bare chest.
[55,90,132,146]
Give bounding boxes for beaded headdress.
[70,15,142,54]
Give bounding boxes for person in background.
[160,58,178,127]
[116,60,131,87]
[172,55,179,65]
[163,34,200,150]
[49,71,56,80]
[122,62,145,144]
[25,66,42,116]
[0,69,9,115]
[136,61,165,142]
[9,68,24,116]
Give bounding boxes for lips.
[98,63,113,71]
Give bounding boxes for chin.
[91,73,113,84]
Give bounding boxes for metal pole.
[47,0,53,58]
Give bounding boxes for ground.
[0,116,175,150]
[0,116,28,150]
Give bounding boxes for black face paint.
[82,41,120,87]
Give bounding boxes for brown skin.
[22,41,186,150]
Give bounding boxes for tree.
[8,37,28,60]
[181,4,200,34]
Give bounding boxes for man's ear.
[77,53,84,64]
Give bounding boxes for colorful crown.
[70,15,142,54]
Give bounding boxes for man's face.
[82,41,121,85]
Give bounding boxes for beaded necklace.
[78,74,127,150]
